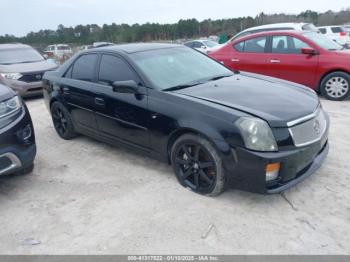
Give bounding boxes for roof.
[232,30,311,43]
[241,22,308,32]
[96,43,180,54]
[0,43,31,50]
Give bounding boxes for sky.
[0,0,349,36]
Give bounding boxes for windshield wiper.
[206,74,233,82]
[163,81,204,91]
[19,60,42,64]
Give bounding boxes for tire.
[320,71,350,101]
[170,134,226,197]
[14,163,34,176]
[50,101,77,140]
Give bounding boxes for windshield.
[132,47,233,90]
[303,31,343,50]
[57,46,71,50]
[203,40,219,48]
[0,47,44,64]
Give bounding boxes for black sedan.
[0,84,36,176]
[42,43,329,196]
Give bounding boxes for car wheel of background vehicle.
[320,72,350,101]
[171,134,226,197]
[50,101,77,140]
[14,163,34,176]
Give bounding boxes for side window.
[98,55,139,85]
[64,66,73,78]
[272,36,311,54]
[319,28,327,34]
[291,37,311,53]
[272,36,288,53]
[244,37,267,53]
[184,42,193,48]
[193,42,204,48]
[71,54,98,82]
[234,41,244,52]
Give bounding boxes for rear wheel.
[171,134,225,196]
[320,72,350,101]
[50,101,77,140]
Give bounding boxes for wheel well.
[49,98,58,109]
[166,128,216,164]
[318,69,350,91]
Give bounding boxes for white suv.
[230,23,319,42]
[44,44,73,62]
[318,26,350,48]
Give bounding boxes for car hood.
[0,60,58,74]
[0,83,15,101]
[174,73,319,128]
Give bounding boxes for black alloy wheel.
[171,134,225,196]
[50,102,77,140]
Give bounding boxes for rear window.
[331,27,345,33]
[244,37,267,53]
[57,46,71,50]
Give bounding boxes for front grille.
[289,109,327,147]
[18,72,44,83]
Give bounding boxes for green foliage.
[1,9,349,46]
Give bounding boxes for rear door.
[268,35,318,87]
[61,54,98,134]
[225,36,274,77]
[93,54,150,149]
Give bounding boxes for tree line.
[1,8,350,47]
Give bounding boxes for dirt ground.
[0,97,349,255]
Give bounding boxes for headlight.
[0,96,22,118]
[0,73,23,80]
[235,117,277,152]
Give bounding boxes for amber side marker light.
[265,163,281,182]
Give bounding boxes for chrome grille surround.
[288,108,327,147]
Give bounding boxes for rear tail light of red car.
[340,32,347,36]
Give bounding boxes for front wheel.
[171,134,226,197]
[320,72,350,101]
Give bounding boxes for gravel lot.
[0,97,349,255]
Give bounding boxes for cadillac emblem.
[313,120,321,135]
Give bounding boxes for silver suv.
[0,43,57,97]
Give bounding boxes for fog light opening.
[17,124,32,143]
[265,163,280,182]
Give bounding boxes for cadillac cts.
[42,44,329,196]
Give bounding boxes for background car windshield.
[57,46,70,50]
[0,48,44,64]
[203,40,218,48]
[132,48,233,90]
[303,31,343,50]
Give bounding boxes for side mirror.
[112,80,140,94]
[201,46,207,49]
[301,48,318,55]
[43,54,49,60]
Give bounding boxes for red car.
[209,31,350,101]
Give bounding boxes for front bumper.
[226,113,329,195]
[0,79,44,97]
[0,104,36,176]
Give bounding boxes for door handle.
[94,97,105,106]
[61,86,70,94]
[231,58,240,62]
[270,59,281,63]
